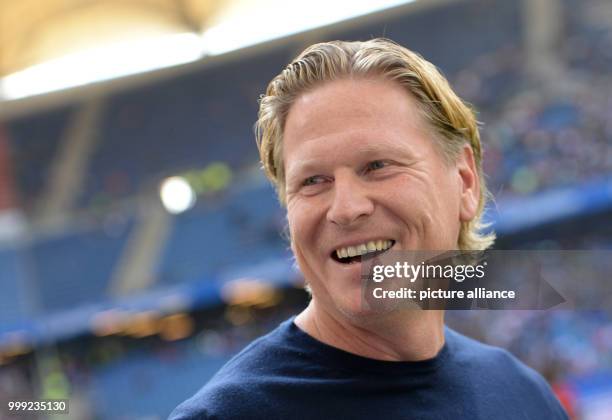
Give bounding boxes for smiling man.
[170,39,568,420]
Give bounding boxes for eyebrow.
[351,136,421,157]
[285,139,418,181]
[352,142,413,156]
[285,160,325,184]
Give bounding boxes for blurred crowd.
[453,43,612,198]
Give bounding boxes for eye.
[302,175,325,186]
[365,160,387,172]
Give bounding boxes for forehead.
[282,77,433,170]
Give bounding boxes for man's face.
[282,77,479,320]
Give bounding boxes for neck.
[294,300,445,361]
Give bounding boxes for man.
[170,39,568,419]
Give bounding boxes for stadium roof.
[0,0,416,103]
[0,0,219,78]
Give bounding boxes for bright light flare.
[0,33,204,100]
[202,0,414,55]
[160,176,196,214]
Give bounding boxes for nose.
[326,170,374,227]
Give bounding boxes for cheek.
[286,201,328,284]
[390,171,461,238]
[286,199,320,252]
[429,175,464,244]
[286,211,301,255]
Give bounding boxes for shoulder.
[168,321,293,420]
[445,327,521,367]
[446,328,568,419]
[168,379,268,420]
[447,327,542,383]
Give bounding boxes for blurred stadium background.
[0,0,611,418]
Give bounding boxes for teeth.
[335,239,393,259]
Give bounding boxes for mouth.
[331,239,396,264]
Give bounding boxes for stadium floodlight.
[160,176,196,214]
[0,32,204,101]
[201,0,414,56]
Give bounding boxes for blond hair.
[255,38,495,251]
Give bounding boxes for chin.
[334,289,400,326]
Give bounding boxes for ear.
[456,144,480,222]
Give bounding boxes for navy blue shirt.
[170,317,568,420]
